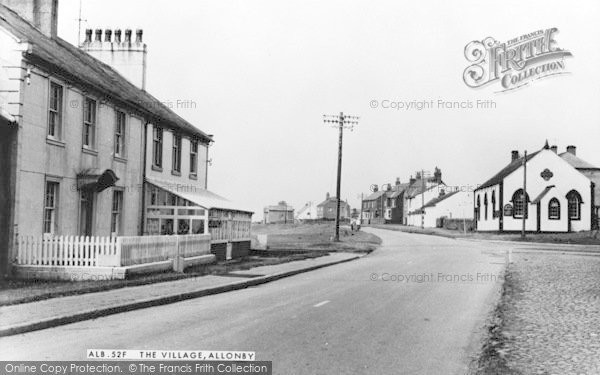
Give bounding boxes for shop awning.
[146,177,253,213]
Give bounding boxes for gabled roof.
[422,190,460,209]
[0,4,212,142]
[405,179,444,199]
[559,152,600,170]
[476,151,541,191]
[531,185,555,204]
[363,190,386,201]
[389,183,410,198]
[317,197,349,207]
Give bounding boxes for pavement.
[0,228,509,374]
[0,252,361,337]
[492,251,600,374]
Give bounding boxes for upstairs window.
[548,198,560,220]
[114,111,126,157]
[172,133,182,173]
[190,139,198,175]
[153,126,163,168]
[566,190,582,220]
[83,98,97,148]
[48,83,63,138]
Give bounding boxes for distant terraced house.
[474,142,599,233]
[0,0,252,279]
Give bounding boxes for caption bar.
[1,361,272,375]
[87,350,256,361]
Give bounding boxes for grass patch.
[252,222,382,252]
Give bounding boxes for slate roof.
[317,197,349,207]
[0,4,212,142]
[560,152,600,170]
[363,190,386,201]
[475,151,541,191]
[422,190,460,209]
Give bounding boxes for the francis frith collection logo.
[463,28,572,92]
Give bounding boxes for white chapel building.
[474,142,599,233]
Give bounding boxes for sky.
[57,0,600,218]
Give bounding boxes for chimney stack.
[511,150,520,162]
[550,145,558,154]
[80,27,147,90]
[326,192,330,200]
[409,175,416,185]
[0,0,58,37]
[566,145,576,156]
[433,167,442,183]
[395,177,401,186]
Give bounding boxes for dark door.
[79,189,94,236]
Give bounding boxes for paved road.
[0,229,508,374]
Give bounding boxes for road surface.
[0,228,509,374]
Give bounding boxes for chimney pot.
[94,29,102,42]
[550,145,558,154]
[104,29,112,42]
[135,29,143,43]
[84,29,92,43]
[566,145,576,156]
[124,29,132,43]
[511,150,520,162]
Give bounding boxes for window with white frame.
[111,190,123,236]
[48,82,63,138]
[566,190,582,220]
[83,97,96,148]
[153,126,163,168]
[172,133,182,173]
[548,198,560,220]
[114,111,126,157]
[43,181,59,234]
[190,139,198,175]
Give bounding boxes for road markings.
[314,300,330,308]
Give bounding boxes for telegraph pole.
[521,150,527,239]
[323,112,359,241]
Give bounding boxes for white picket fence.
[15,235,120,267]
[14,234,212,268]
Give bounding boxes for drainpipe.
[140,122,148,235]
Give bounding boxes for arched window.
[484,193,488,220]
[476,195,481,220]
[548,198,560,220]
[491,190,496,218]
[566,190,582,220]
[511,189,529,218]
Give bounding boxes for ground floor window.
[548,198,560,220]
[111,190,123,236]
[566,190,582,220]
[43,181,59,234]
[512,189,529,218]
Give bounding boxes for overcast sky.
[58,0,600,217]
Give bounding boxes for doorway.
[79,189,95,236]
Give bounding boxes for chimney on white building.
[511,150,520,162]
[550,145,558,154]
[80,28,148,90]
[566,145,576,156]
[0,0,58,37]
